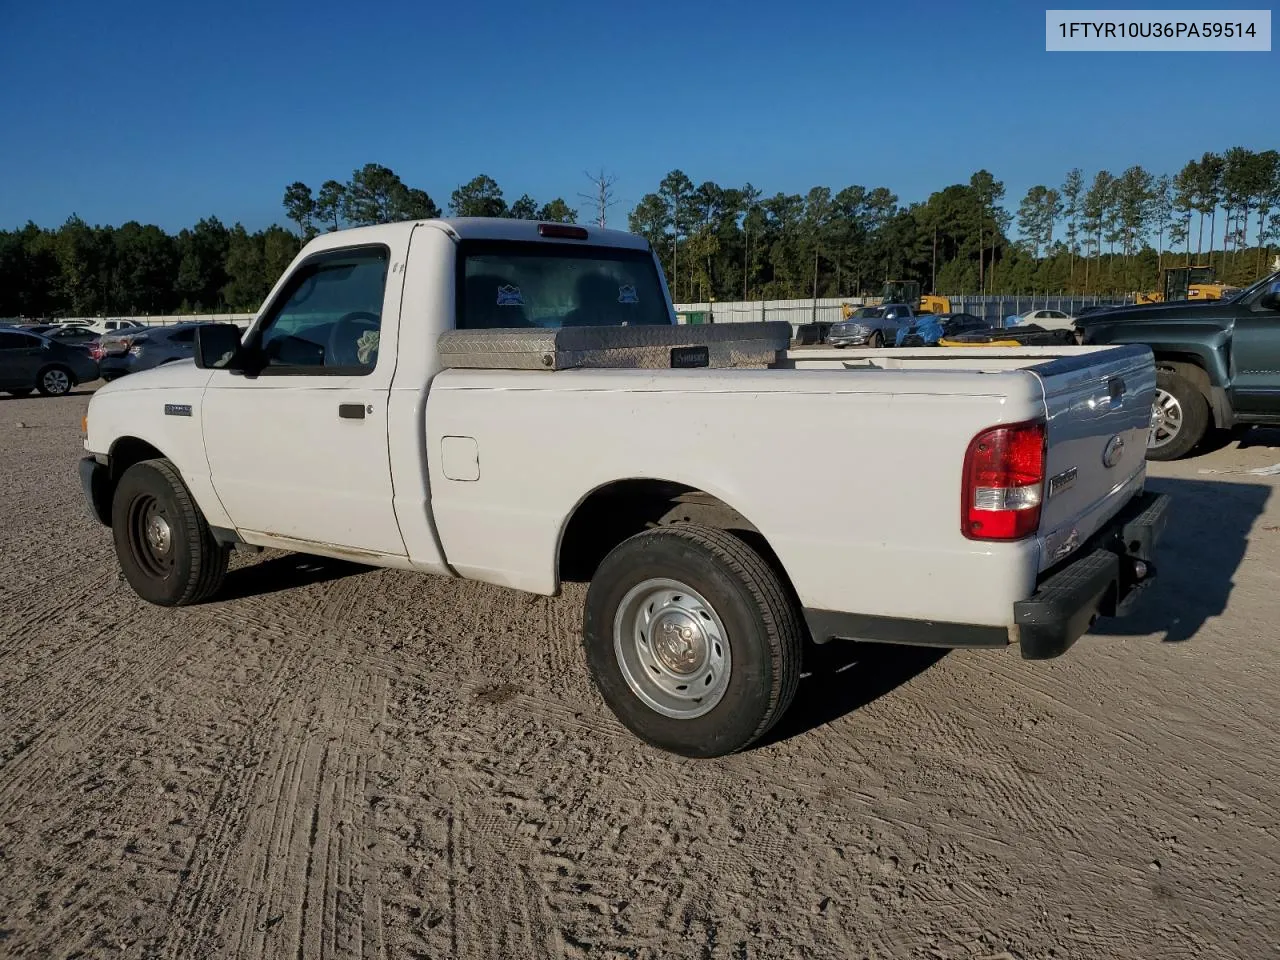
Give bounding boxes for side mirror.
[195,323,246,370]
[1260,291,1280,311]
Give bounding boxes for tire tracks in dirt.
[167,573,391,960]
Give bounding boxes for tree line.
[3,150,1278,319]
[281,164,577,237]
[628,147,1280,303]
[0,216,302,318]
[0,164,580,318]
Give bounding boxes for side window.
[0,332,37,350]
[169,327,196,344]
[255,246,389,373]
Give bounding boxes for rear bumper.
[64,357,100,383]
[98,357,135,379]
[1014,489,1169,659]
[79,455,112,526]
[802,490,1170,660]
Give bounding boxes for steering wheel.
[327,311,381,367]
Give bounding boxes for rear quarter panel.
[424,367,1048,627]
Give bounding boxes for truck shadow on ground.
[760,643,949,748]
[1082,476,1268,644]
[217,553,371,601]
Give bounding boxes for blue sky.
[0,0,1274,236]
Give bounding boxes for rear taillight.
[961,420,1046,541]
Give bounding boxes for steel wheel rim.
[127,494,175,578]
[1148,388,1183,449]
[43,369,70,394]
[613,578,731,719]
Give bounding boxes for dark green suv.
[1078,270,1280,460]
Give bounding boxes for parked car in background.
[895,311,989,346]
[1013,308,1075,331]
[1074,305,1114,318]
[54,318,148,336]
[1079,270,1280,460]
[26,324,102,347]
[97,323,202,380]
[0,329,100,396]
[827,303,916,348]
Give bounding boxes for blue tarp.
[896,314,945,346]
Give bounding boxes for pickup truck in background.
[1079,271,1280,460]
[79,218,1170,757]
[826,303,917,348]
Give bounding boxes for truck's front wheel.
[111,458,229,607]
[583,522,803,758]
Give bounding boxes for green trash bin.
[683,310,710,325]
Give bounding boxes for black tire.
[867,330,884,349]
[111,458,229,606]
[6,388,34,398]
[36,365,73,396]
[1147,367,1209,461]
[583,522,804,758]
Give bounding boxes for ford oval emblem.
[1102,434,1125,468]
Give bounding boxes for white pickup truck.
[79,218,1170,757]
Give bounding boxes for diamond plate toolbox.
[437,322,793,371]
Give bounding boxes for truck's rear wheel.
[111,458,229,606]
[1147,368,1209,461]
[583,522,803,758]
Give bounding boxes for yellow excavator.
[882,280,951,314]
[840,280,950,320]
[1136,265,1241,304]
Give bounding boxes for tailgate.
[1032,345,1155,571]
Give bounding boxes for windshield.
[457,241,671,330]
[851,307,884,319]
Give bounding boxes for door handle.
[338,403,366,420]
[1107,377,1126,407]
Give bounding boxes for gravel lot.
[1,387,1278,960]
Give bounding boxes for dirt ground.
[1,388,1278,960]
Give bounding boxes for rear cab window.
[456,241,671,330]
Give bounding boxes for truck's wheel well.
[108,437,166,487]
[1152,355,1229,427]
[1153,354,1210,393]
[558,480,789,590]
